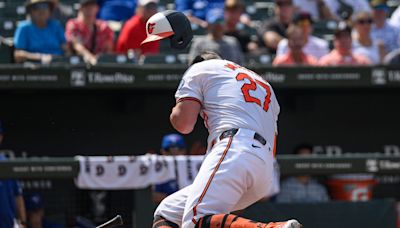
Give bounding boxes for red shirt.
[272,52,318,66]
[116,15,159,55]
[319,50,371,66]
[65,18,114,54]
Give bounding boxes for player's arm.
[15,195,27,227]
[170,100,201,134]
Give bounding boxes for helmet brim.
[141,31,174,45]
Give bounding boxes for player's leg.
[181,132,267,227]
[195,214,302,228]
[153,185,191,227]
[182,129,301,228]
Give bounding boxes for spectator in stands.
[257,0,295,54]
[0,153,27,228]
[189,8,244,64]
[293,0,334,21]
[97,0,136,21]
[352,11,385,64]
[152,134,187,204]
[66,0,114,65]
[276,144,330,203]
[14,0,70,64]
[175,0,224,28]
[272,24,318,66]
[370,0,400,54]
[319,21,371,65]
[323,0,371,21]
[24,193,62,228]
[276,11,329,59]
[50,0,74,25]
[224,0,259,54]
[116,0,159,57]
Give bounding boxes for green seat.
[245,53,274,66]
[141,53,188,65]
[0,36,14,63]
[97,54,135,64]
[0,19,17,37]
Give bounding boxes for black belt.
[219,128,267,146]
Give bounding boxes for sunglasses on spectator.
[356,18,373,24]
[276,1,292,7]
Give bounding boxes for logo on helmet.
[148,23,156,34]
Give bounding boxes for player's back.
[177,59,280,143]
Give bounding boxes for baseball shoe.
[266,219,302,228]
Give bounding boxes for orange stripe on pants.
[191,136,233,225]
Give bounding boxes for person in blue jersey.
[24,193,62,228]
[175,0,224,28]
[13,0,70,64]
[152,134,187,204]
[0,121,27,228]
[97,0,137,21]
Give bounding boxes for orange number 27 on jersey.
[236,73,271,112]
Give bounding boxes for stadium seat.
[0,36,14,63]
[0,19,18,37]
[51,55,84,65]
[245,53,274,66]
[97,54,134,64]
[140,53,188,65]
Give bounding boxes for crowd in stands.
[1,0,400,65]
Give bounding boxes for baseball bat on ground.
[96,215,123,228]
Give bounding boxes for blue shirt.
[0,155,23,228]
[371,20,400,52]
[14,19,66,55]
[97,0,136,21]
[175,0,224,20]
[154,180,179,196]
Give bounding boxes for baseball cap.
[25,0,54,11]
[161,134,186,150]
[141,11,175,44]
[371,0,389,11]
[292,11,313,24]
[206,8,225,24]
[138,0,159,6]
[334,21,352,37]
[24,193,44,211]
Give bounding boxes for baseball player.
[142,11,302,228]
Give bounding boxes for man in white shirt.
[276,11,329,59]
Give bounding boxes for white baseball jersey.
[175,59,280,150]
[155,59,281,228]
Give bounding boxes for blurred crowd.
[1,0,400,65]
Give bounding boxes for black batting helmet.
[141,10,193,50]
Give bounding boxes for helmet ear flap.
[166,11,193,50]
[170,27,193,50]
